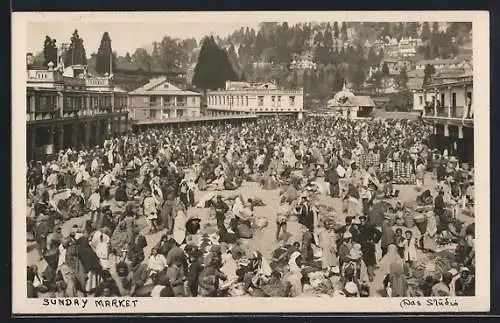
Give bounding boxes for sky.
[27,22,261,56]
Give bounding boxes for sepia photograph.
[12,11,490,314]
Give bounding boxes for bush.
[384,90,413,112]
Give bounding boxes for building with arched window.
[26,63,129,161]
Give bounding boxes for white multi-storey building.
[129,77,201,121]
[398,37,423,57]
[206,81,304,119]
[422,69,474,165]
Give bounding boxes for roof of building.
[87,56,186,76]
[328,87,374,107]
[416,57,468,66]
[434,68,473,79]
[407,77,424,90]
[130,76,200,96]
[226,81,252,90]
[351,96,375,107]
[407,69,425,78]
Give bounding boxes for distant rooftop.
[87,55,186,76]
[416,57,471,66]
[130,76,200,96]
[407,77,424,90]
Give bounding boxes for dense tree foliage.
[95,32,117,75]
[397,67,409,89]
[43,36,58,67]
[63,30,87,66]
[192,36,238,91]
[423,64,436,85]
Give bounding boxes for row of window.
[208,95,296,107]
[249,107,300,111]
[258,96,295,107]
[207,95,249,107]
[148,96,197,105]
[26,108,127,122]
[26,95,127,113]
[148,109,197,119]
[418,91,472,107]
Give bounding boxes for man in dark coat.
[358,216,382,282]
[214,195,229,228]
[27,266,39,298]
[326,165,340,198]
[297,195,314,233]
[380,216,395,257]
[434,190,449,233]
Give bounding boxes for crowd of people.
[25,116,475,298]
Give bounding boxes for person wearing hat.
[214,194,229,226]
[166,256,186,297]
[358,215,381,282]
[147,247,168,277]
[316,216,338,272]
[380,214,395,257]
[275,201,290,241]
[431,271,453,296]
[326,163,340,198]
[198,253,227,297]
[342,243,369,284]
[296,194,314,233]
[58,236,87,297]
[334,216,353,247]
[338,231,354,268]
[185,245,204,297]
[454,267,475,296]
[344,281,359,297]
[46,225,63,251]
[143,188,160,234]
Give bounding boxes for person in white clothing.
[143,189,160,233]
[91,158,99,174]
[99,171,114,188]
[147,248,167,275]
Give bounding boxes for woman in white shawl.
[283,145,297,168]
[232,196,245,218]
[285,251,303,296]
[377,244,403,277]
[173,209,188,239]
[91,230,111,270]
[423,212,438,251]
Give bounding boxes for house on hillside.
[380,59,399,73]
[385,38,400,57]
[398,37,423,57]
[415,57,472,71]
[381,70,400,94]
[253,61,274,69]
[290,52,317,71]
[371,39,386,54]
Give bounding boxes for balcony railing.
[423,105,474,121]
[149,103,192,109]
